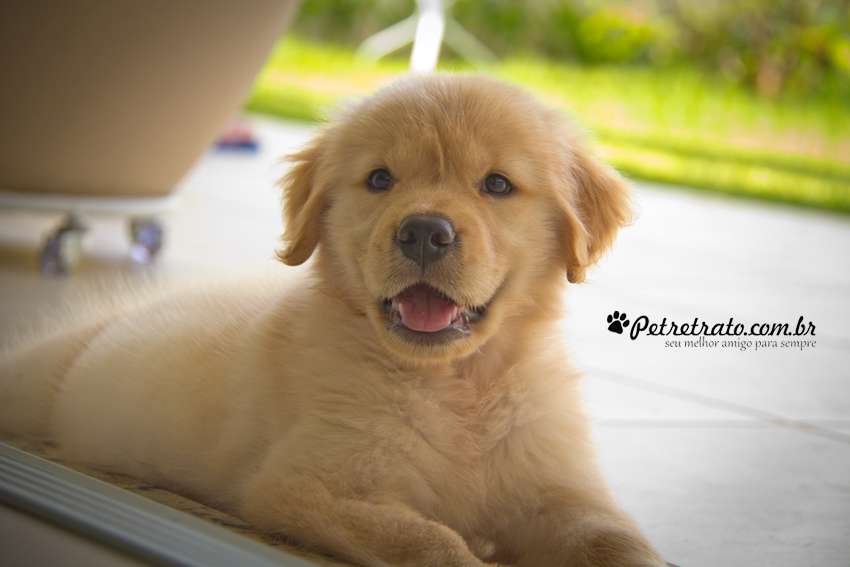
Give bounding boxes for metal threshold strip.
[0,443,317,567]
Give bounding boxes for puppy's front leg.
[498,494,665,567]
[240,474,493,567]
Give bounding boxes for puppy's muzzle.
[396,215,456,270]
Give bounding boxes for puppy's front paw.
[576,528,667,567]
[508,524,666,567]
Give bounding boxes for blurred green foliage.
[660,0,850,98]
[293,0,416,46]
[292,0,850,98]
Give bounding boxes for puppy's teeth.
[451,307,458,321]
[398,304,405,318]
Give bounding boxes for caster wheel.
[38,215,91,276]
[129,218,163,263]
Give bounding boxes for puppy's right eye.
[484,173,512,195]
[367,169,393,192]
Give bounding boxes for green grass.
[245,36,850,214]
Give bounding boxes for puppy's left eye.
[484,174,512,195]
[367,169,393,191]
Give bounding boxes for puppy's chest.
[390,379,479,456]
[388,378,542,524]
[391,376,539,469]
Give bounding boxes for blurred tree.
[295,0,416,45]
[659,0,850,97]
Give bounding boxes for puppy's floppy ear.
[558,141,633,284]
[276,140,326,266]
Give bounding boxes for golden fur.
[0,74,664,566]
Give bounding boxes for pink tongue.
[392,285,459,332]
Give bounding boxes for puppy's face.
[279,75,631,363]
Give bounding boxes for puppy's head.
[278,75,631,363]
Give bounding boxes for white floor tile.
[594,427,850,567]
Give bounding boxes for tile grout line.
[595,419,850,429]
[593,370,850,445]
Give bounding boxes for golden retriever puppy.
[0,74,665,567]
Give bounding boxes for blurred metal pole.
[409,0,445,73]
[355,0,496,73]
[355,13,418,62]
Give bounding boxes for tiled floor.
[566,183,850,566]
[1,116,848,567]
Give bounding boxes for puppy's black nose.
[396,215,456,269]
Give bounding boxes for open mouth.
[380,284,487,343]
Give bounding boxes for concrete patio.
[1,115,848,567]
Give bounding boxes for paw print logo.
[607,311,629,334]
